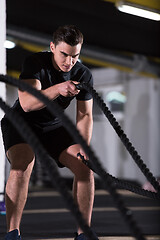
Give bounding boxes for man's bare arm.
[18,79,79,112]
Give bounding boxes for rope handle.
[75,83,84,90]
[77,152,95,171]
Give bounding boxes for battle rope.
[76,83,160,195]
[0,99,98,240]
[78,153,160,200]
[0,74,146,240]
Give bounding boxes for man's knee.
[70,158,93,181]
[59,144,94,180]
[7,143,35,172]
[76,166,94,181]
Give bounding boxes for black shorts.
[1,117,76,168]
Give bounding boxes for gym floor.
[0,180,160,240]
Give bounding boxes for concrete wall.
[123,75,160,184]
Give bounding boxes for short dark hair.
[53,25,83,46]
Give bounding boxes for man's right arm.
[18,79,79,112]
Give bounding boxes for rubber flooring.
[0,187,160,240]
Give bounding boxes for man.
[1,25,97,240]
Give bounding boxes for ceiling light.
[106,91,126,103]
[4,40,16,49]
[116,1,160,21]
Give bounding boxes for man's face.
[50,41,82,72]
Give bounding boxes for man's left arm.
[76,99,93,158]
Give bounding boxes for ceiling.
[6,0,160,78]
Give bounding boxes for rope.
[78,153,160,200]
[0,74,146,240]
[76,83,160,195]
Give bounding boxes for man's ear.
[50,42,55,53]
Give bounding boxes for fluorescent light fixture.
[116,1,160,21]
[4,40,16,49]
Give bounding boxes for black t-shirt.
[12,51,93,131]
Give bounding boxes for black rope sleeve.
[0,74,146,240]
[77,83,160,194]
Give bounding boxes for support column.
[0,0,6,201]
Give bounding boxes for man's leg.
[5,143,35,235]
[59,144,95,234]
